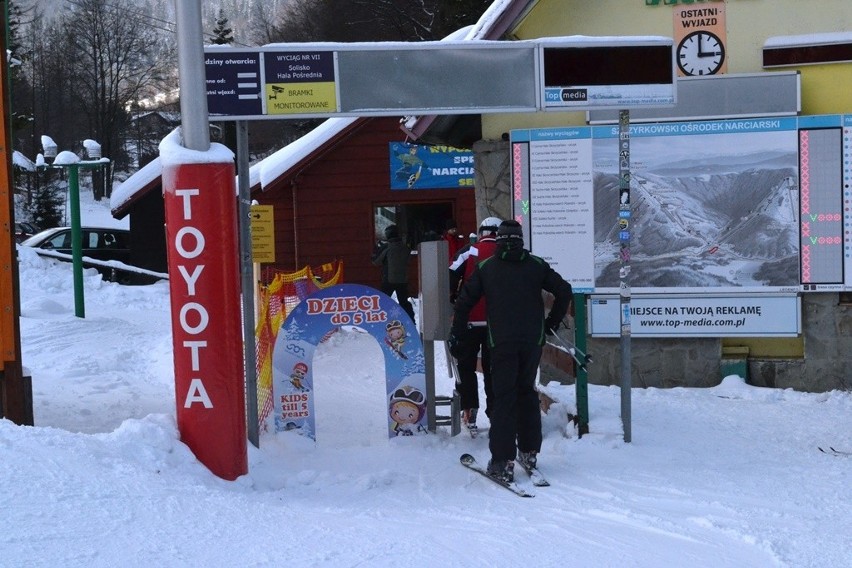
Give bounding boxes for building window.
[373,202,455,249]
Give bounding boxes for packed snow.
[2,192,850,567]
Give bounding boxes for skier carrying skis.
[449,220,572,483]
[448,216,503,434]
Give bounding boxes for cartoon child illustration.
[384,320,407,359]
[290,361,310,392]
[389,385,427,436]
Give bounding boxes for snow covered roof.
[249,117,360,190]
[12,150,35,172]
[764,32,852,49]
[110,156,164,218]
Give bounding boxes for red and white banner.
[162,160,247,480]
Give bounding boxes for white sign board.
[588,295,801,337]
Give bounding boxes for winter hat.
[385,225,400,239]
[496,220,524,247]
[445,219,458,231]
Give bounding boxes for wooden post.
[0,1,33,424]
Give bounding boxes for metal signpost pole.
[175,1,209,152]
[237,121,259,448]
[67,164,85,318]
[618,109,632,443]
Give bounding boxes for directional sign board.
[250,205,275,263]
[264,51,337,115]
[204,38,675,121]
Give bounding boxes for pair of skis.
[460,453,549,498]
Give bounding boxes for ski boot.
[461,408,479,437]
[517,450,538,471]
[486,459,515,483]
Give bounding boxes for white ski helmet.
[478,216,502,236]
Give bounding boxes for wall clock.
[677,30,725,76]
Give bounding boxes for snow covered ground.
[2,193,850,567]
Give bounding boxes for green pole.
[573,292,589,436]
[67,164,84,318]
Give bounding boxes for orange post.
[0,1,33,424]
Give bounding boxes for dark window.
[373,202,456,249]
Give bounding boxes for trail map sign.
[511,115,852,295]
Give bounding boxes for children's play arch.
[270,283,428,440]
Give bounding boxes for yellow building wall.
[796,64,852,116]
[484,0,852,139]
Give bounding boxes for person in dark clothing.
[449,219,572,483]
[448,217,503,434]
[372,224,415,322]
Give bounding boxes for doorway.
[373,202,455,248]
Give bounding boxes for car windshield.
[20,228,65,247]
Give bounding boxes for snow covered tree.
[29,175,65,229]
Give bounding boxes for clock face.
[677,30,725,76]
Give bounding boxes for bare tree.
[21,11,77,160]
[60,0,172,197]
[254,0,491,44]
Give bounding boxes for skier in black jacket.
[449,219,572,483]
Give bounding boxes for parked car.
[13,221,39,243]
[20,226,133,282]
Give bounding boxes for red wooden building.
[250,116,477,292]
[112,116,477,294]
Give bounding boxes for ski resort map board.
[510,114,852,337]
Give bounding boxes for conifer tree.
[211,9,234,45]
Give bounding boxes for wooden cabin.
[112,117,477,293]
[249,116,476,292]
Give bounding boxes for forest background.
[8,0,492,225]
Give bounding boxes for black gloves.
[447,331,462,358]
[544,317,561,336]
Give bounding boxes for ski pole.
[547,320,592,360]
[547,331,593,372]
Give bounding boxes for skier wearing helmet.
[447,216,503,436]
[449,219,572,484]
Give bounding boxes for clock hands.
[697,34,720,58]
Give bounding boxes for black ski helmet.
[496,220,523,247]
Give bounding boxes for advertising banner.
[389,142,474,190]
[162,160,247,481]
[588,295,801,337]
[271,284,428,440]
